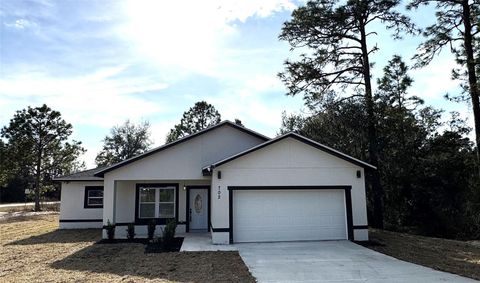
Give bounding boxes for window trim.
[84,186,104,209]
[138,187,176,219]
[135,183,179,225]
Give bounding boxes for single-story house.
[55,120,374,244]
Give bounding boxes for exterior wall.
[101,125,266,239]
[210,137,368,243]
[104,125,267,181]
[59,181,104,229]
[103,179,210,239]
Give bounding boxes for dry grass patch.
[362,229,480,281]
[0,214,254,282]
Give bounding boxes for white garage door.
[233,189,347,243]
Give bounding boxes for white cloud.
[120,0,296,76]
[0,66,168,128]
[3,18,37,29]
[410,53,460,100]
[203,73,304,137]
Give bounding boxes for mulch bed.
[97,237,184,253]
[145,237,184,253]
[361,229,480,281]
[96,238,150,244]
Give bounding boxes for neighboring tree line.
[0,101,226,210]
[278,0,480,239]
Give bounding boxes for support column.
[102,177,117,238]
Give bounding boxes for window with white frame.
[138,185,175,219]
[84,186,104,208]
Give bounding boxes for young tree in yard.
[279,0,418,228]
[1,104,85,210]
[95,120,152,167]
[166,101,221,143]
[408,0,480,174]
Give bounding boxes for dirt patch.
[361,229,480,281]
[0,214,255,282]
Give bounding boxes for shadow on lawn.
[8,229,101,245]
[50,243,255,282]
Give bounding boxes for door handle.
[189,208,192,222]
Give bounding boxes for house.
[55,121,374,244]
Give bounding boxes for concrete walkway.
[180,233,236,251]
[236,241,477,283]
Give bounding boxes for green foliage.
[376,55,423,109]
[279,0,417,104]
[95,120,152,167]
[147,219,156,240]
[162,219,176,245]
[105,220,115,241]
[1,104,85,209]
[279,0,418,228]
[126,223,135,240]
[281,56,480,239]
[166,101,221,143]
[408,0,480,173]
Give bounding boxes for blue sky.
[0,0,469,167]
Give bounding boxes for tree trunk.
[462,0,480,176]
[34,148,42,212]
[360,20,384,228]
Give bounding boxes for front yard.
[362,229,480,281]
[0,214,254,282]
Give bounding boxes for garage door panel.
[233,190,347,243]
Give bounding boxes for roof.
[94,120,270,177]
[202,132,376,175]
[53,167,106,182]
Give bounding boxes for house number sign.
[217,186,221,199]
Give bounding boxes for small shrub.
[147,219,156,240]
[105,220,115,240]
[126,223,135,240]
[162,218,177,245]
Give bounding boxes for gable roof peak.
[204,132,376,172]
[94,120,269,177]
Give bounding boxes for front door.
[189,188,208,230]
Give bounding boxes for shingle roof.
[53,167,105,181]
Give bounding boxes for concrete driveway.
[236,241,476,283]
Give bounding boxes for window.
[138,185,176,219]
[84,186,104,208]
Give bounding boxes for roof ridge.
[94,120,270,177]
[203,132,376,173]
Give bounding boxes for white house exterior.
[55,121,374,243]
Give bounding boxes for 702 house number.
[217,186,221,199]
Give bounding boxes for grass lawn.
[0,214,255,282]
[362,229,480,281]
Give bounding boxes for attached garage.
[232,188,349,243]
[209,132,374,244]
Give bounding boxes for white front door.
[189,189,208,230]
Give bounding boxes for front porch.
[102,179,212,239]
